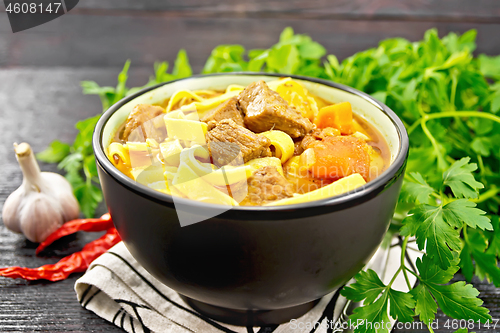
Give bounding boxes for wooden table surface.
[0,1,499,332]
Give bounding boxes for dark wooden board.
[0,68,147,333]
[2,0,500,21]
[1,12,499,71]
[0,0,499,330]
[78,0,500,19]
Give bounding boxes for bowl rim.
[93,72,409,219]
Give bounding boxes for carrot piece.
[308,136,370,181]
[314,102,353,134]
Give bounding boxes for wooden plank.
[0,67,150,157]
[0,67,149,198]
[0,276,123,332]
[0,68,142,332]
[5,0,497,22]
[1,13,499,70]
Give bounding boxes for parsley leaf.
[401,204,462,269]
[341,268,416,331]
[55,114,102,218]
[454,329,469,333]
[411,254,459,324]
[267,44,300,74]
[489,82,500,113]
[406,147,444,178]
[387,289,416,323]
[414,255,491,322]
[443,157,484,199]
[416,255,491,322]
[478,54,500,80]
[430,281,489,322]
[341,269,386,304]
[201,27,327,77]
[349,293,391,333]
[80,81,116,112]
[486,216,500,257]
[400,172,435,204]
[58,152,83,174]
[65,169,85,192]
[411,284,438,325]
[471,249,500,287]
[459,242,475,282]
[172,49,192,79]
[36,140,70,163]
[202,45,247,73]
[74,181,103,219]
[471,137,493,157]
[461,220,500,287]
[442,200,492,230]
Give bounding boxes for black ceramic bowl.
[93,73,408,326]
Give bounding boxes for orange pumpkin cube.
[308,135,370,181]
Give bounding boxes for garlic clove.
[15,143,43,192]
[2,142,81,243]
[2,187,24,234]
[19,193,64,243]
[42,172,80,221]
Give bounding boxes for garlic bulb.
[2,143,80,243]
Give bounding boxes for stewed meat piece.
[295,127,341,155]
[122,104,165,142]
[237,81,314,138]
[241,166,294,205]
[206,119,272,166]
[201,98,244,126]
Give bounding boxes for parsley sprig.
[37,28,500,329]
[341,158,494,332]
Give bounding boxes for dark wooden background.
[0,1,499,332]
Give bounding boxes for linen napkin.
[75,237,420,333]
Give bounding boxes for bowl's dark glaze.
[93,73,408,325]
[98,164,403,308]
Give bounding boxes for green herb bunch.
[38,27,500,331]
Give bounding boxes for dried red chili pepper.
[0,228,121,281]
[36,213,112,254]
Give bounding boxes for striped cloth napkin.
[75,238,420,333]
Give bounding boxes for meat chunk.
[206,119,272,166]
[122,104,165,142]
[295,135,316,156]
[201,98,244,126]
[295,127,341,155]
[241,166,294,205]
[237,81,314,138]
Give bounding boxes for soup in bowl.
[93,73,408,326]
